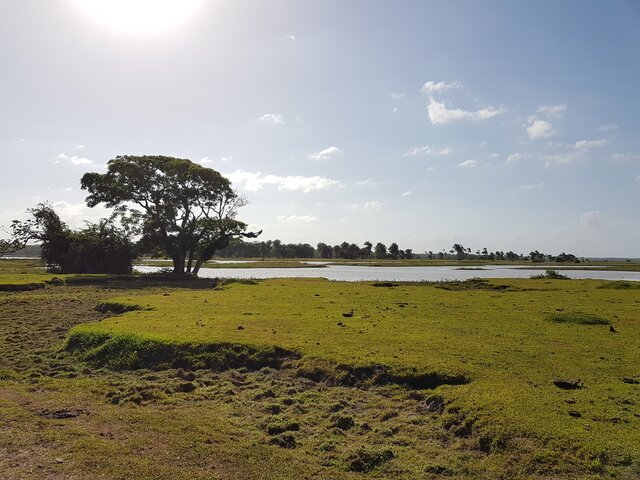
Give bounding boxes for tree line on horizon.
[215,240,414,260]
[214,239,582,263]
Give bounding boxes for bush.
[530,269,569,280]
[9,204,136,274]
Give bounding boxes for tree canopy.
[81,155,259,275]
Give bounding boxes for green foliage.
[530,269,570,280]
[81,155,259,275]
[8,204,135,274]
[374,242,387,259]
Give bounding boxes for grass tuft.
[546,311,610,325]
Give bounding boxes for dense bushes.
[8,203,136,274]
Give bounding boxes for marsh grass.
[1,260,639,479]
[65,277,640,476]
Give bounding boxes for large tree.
[81,155,260,275]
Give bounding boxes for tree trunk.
[172,253,186,275]
[186,250,194,273]
[192,257,205,276]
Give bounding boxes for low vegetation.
[530,269,570,280]
[1,259,638,479]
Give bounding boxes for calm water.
[134,264,640,282]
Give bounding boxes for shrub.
[531,269,569,280]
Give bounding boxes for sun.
[69,0,206,37]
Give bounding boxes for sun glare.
[69,0,206,37]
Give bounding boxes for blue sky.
[1,0,639,256]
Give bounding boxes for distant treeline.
[216,240,413,259]
[215,240,583,262]
[431,244,583,263]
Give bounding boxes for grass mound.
[433,278,517,291]
[0,281,47,291]
[95,300,150,314]
[348,448,394,473]
[294,360,470,389]
[599,280,640,290]
[546,311,611,325]
[66,331,299,371]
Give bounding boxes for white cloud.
[348,200,382,212]
[50,201,109,229]
[356,178,378,187]
[400,190,412,197]
[363,200,382,212]
[579,211,602,228]
[611,153,640,162]
[285,34,296,40]
[573,139,608,150]
[598,123,618,132]
[75,144,85,150]
[403,145,451,156]
[277,214,318,223]
[427,98,502,124]
[390,92,406,100]
[57,153,93,165]
[505,153,534,165]
[224,169,341,193]
[308,146,342,161]
[391,106,398,114]
[517,182,546,192]
[458,160,479,168]
[526,120,555,139]
[542,139,608,166]
[420,80,463,95]
[542,151,583,167]
[258,113,285,125]
[537,104,566,117]
[200,156,233,165]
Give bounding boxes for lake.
[134,264,640,282]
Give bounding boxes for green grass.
[68,277,640,476]
[2,263,639,478]
[546,311,611,325]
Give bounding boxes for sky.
[1,0,640,257]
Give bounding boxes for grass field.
[1,259,639,479]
